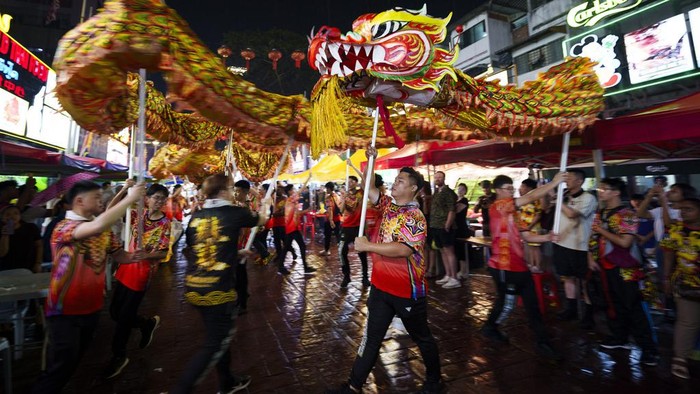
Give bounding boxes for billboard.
[0,30,50,102]
[0,87,28,135]
[690,7,700,65]
[624,14,694,85]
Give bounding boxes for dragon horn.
[308,26,315,44]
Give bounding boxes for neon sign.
[567,0,643,28]
[0,13,12,34]
[0,30,49,101]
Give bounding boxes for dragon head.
[308,4,458,105]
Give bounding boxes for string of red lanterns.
[217,46,306,71]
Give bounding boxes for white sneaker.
[457,272,469,280]
[442,277,462,289]
[436,276,451,284]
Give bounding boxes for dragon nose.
[314,25,341,39]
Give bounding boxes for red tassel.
[376,95,405,149]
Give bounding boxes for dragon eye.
[371,21,407,39]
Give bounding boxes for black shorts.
[553,244,589,278]
[341,226,361,243]
[427,228,455,248]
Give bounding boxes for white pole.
[135,68,147,250]
[240,137,294,262]
[124,125,135,250]
[225,130,234,176]
[358,107,380,238]
[345,148,351,192]
[553,132,571,235]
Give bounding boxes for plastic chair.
[0,337,11,393]
[300,212,315,240]
[0,269,34,359]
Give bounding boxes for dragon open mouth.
[314,42,386,77]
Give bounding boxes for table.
[456,236,491,278]
[0,273,50,303]
[0,272,50,360]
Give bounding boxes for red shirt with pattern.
[285,194,301,234]
[370,195,428,299]
[272,198,286,227]
[589,206,638,272]
[325,192,341,222]
[342,188,363,228]
[488,198,528,272]
[47,218,121,316]
[115,210,171,291]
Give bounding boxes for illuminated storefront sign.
[569,34,622,88]
[567,0,643,28]
[0,13,12,34]
[0,30,50,101]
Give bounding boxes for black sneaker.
[139,315,160,349]
[325,382,358,394]
[278,267,291,275]
[599,337,632,350]
[222,374,251,393]
[340,277,351,288]
[362,278,371,287]
[536,342,563,361]
[103,356,129,379]
[304,266,317,274]
[640,351,660,366]
[480,325,509,344]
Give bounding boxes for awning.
[0,139,129,176]
[371,140,482,170]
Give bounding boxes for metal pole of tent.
[345,149,351,192]
[592,149,605,186]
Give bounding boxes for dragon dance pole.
[124,124,135,251]
[135,68,147,250]
[345,148,351,192]
[358,105,381,238]
[240,136,295,262]
[552,131,571,235]
[225,130,234,176]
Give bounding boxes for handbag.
[604,244,642,268]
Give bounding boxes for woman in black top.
[0,204,42,272]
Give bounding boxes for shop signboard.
[0,86,28,135]
[624,14,694,85]
[0,30,49,102]
[689,7,700,66]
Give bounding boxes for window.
[461,21,487,47]
[514,38,563,74]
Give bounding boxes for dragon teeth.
[329,44,341,62]
[372,46,386,63]
[331,61,342,76]
[342,44,352,54]
[343,65,353,75]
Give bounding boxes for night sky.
[165,0,486,50]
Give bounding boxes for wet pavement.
[11,233,700,393]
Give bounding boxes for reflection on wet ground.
[12,235,699,393]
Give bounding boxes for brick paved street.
[10,234,699,393]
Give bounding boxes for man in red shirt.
[281,184,317,275]
[321,182,341,256]
[481,173,565,360]
[338,175,369,288]
[33,181,145,393]
[327,148,440,394]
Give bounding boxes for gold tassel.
[311,77,347,158]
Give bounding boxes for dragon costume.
[307,4,604,156]
[52,1,603,178]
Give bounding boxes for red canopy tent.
[428,91,700,168]
[368,140,483,170]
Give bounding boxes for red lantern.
[217,45,232,66]
[291,50,306,69]
[268,48,282,71]
[240,48,256,71]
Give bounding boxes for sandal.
[671,357,690,379]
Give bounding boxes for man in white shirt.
[552,169,597,327]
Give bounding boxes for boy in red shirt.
[104,183,171,379]
[33,181,145,393]
[481,173,565,360]
[281,184,316,274]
